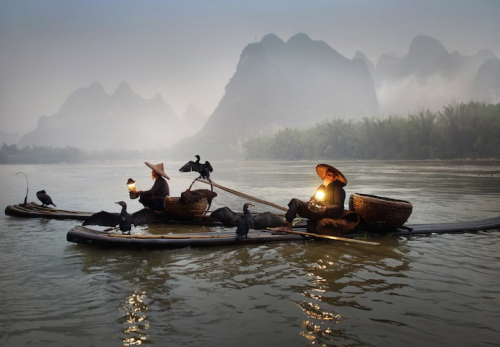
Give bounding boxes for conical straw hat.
[145,162,170,180]
[316,163,347,186]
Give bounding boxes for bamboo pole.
[264,228,379,246]
[195,179,288,211]
[106,233,235,239]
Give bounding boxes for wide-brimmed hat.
[145,162,170,180]
[316,164,347,186]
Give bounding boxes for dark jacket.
[313,180,345,218]
[142,176,170,199]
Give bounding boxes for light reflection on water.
[0,160,499,346]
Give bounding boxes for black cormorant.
[179,155,214,181]
[211,205,288,230]
[83,201,161,234]
[210,206,239,226]
[236,203,254,240]
[36,190,56,207]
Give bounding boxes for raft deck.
[5,202,93,220]
[66,216,500,249]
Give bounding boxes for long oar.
[106,233,234,239]
[196,178,288,211]
[264,228,379,246]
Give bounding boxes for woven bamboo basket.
[349,193,412,231]
[164,197,208,217]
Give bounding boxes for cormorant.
[236,203,254,240]
[179,155,214,181]
[36,190,56,207]
[210,206,239,226]
[83,201,161,234]
[179,189,217,204]
[210,204,288,236]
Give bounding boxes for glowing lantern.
[126,178,137,191]
[314,188,325,202]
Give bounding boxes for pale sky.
[1,0,499,134]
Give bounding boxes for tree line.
[0,144,167,164]
[2,101,499,164]
[244,101,500,160]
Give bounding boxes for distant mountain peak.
[399,35,457,79]
[354,51,368,60]
[260,33,285,49]
[476,49,497,60]
[408,35,449,56]
[88,81,105,92]
[287,32,312,45]
[112,81,134,97]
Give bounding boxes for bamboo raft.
[66,215,500,249]
[5,202,93,220]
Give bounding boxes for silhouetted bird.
[83,201,161,234]
[236,203,254,240]
[211,204,288,236]
[210,206,239,227]
[252,211,288,230]
[37,190,56,207]
[179,189,217,205]
[179,155,214,181]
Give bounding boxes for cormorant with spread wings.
[179,155,213,181]
[83,201,162,234]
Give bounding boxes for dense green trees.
[0,144,84,164]
[2,101,499,164]
[244,101,500,160]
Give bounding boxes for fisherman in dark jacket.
[285,163,347,224]
[135,162,170,211]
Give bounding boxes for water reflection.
[295,238,410,345]
[119,290,149,346]
[74,247,177,346]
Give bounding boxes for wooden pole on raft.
[106,233,235,239]
[264,228,379,246]
[195,179,288,212]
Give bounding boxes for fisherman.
[274,163,359,236]
[134,162,170,211]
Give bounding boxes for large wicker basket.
[349,193,412,231]
[164,197,208,217]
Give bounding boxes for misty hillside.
[180,103,208,133]
[17,82,196,151]
[13,33,500,158]
[0,130,20,145]
[374,35,499,115]
[173,33,380,159]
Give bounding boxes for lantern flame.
[314,190,325,202]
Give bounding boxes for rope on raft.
[195,178,288,212]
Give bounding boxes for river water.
[1,160,499,347]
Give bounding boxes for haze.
[1,0,499,135]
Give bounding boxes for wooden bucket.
[349,193,412,231]
[164,197,208,217]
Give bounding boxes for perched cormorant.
[36,190,56,207]
[210,206,239,226]
[179,189,217,205]
[236,203,254,240]
[179,155,214,181]
[252,211,288,230]
[83,201,161,234]
[211,204,288,235]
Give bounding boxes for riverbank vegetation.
[245,101,500,160]
[2,101,499,164]
[0,144,167,164]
